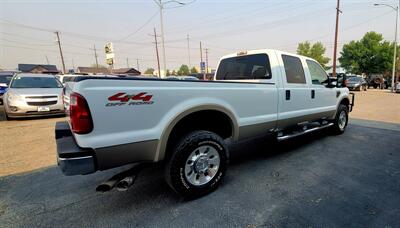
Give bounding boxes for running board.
[277,123,333,141]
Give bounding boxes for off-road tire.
[165,130,228,198]
[331,104,348,135]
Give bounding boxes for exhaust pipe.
[116,176,136,191]
[96,179,119,192]
[96,164,144,193]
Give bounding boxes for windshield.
[0,75,13,85]
[10,76,62,88]
[63,76,76,83]
[348,77,361,82]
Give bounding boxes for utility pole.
[55,31,66,74]
[151,28,161,77]
[200,42,205,80]
[159,0,167,78]
[187,34,191,69]
[205,48,209,74]
[72,59,75,70]
[126,58,130,68]
[391,2,399,92]
[45,55,49,64]
[90,44,99,69]
[332,0,341,78]
[136,58,140,72]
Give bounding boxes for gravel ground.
[349,89,400,124]
[0,89,398,177]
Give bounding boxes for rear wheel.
[331,104,348,135]
[165,130,228,198]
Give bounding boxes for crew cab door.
[305,59,337,118]
[277,54,311,129]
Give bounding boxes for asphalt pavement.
[0,122,399,227]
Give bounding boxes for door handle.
[311,90,315,99]
[286,90,290,100]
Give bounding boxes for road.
[1,122,399,227]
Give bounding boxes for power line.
[118,11,159,41]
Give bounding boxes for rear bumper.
[55,121,159,175]
[55,121,96,175]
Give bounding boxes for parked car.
[347,76,368,91]
[0,72,16,105]
[55,74,84,86]
[3,73,65,119]
[396,83,400,93]
[55,49,354,197]
[166,76,200,80]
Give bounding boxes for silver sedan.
[4,73,65,119]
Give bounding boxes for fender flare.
[154,104,239,162]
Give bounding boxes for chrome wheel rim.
[184,145,220,186]
[338,110,347,130]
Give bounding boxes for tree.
[339,32,394,75]
[144,68,155,75]
[166,69,171,76]
[297,41,330,68]
[177,64,190,76]
[171,70,177,75]
[190,67,198,74]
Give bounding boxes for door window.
[306,60,328,85]
[282,55,306,84]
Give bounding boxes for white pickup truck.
[56,49,354,197]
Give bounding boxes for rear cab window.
[216,54,272,80]
[282,54,306,84]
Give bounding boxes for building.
[112,68,141,76]
[18,64,59,74]
[76,67,109,75]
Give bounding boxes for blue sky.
[0,0,398,71]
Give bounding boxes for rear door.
[305,59,337,118]
[277,54,311,129]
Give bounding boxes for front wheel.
[331,104,348,135]
[165,130,228,198]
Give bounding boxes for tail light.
[70,92,93,134]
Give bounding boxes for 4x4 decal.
[106,92,154,107]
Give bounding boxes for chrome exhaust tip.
[116,176,135,191]
[96,179,119,192]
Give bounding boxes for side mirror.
[326,77,338,88]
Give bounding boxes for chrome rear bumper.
[55,121,96,175]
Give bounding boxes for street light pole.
[154,0,186,78]
[375,2,399,92]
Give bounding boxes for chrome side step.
[277,123,333,141]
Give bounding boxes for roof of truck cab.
[219,49,312,61]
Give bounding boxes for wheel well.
[340,98,350,110]
[165,110,233,158]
